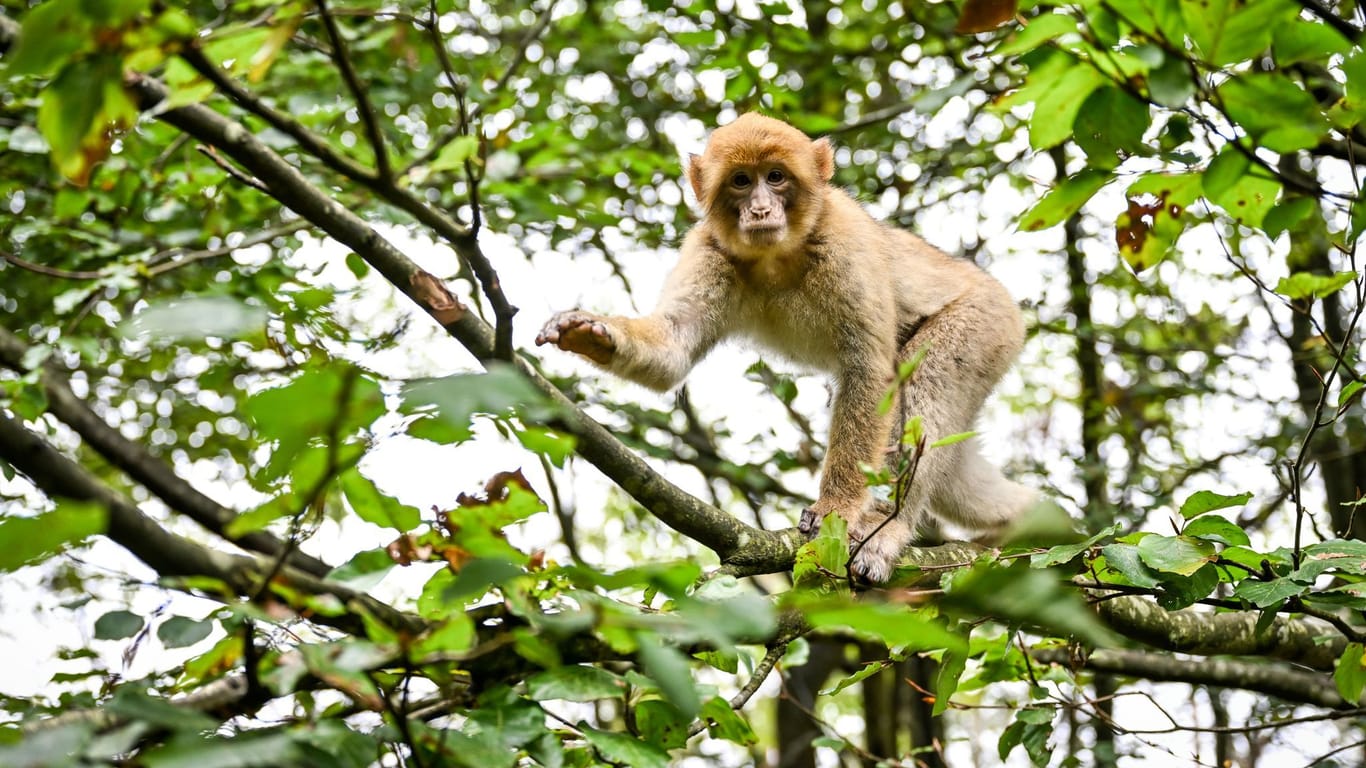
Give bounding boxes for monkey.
[536,113,1034,583]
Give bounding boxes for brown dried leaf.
[956,0,1018,33]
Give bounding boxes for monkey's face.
[689,114,835,256]
[728,165,793,245]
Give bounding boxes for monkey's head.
[688,113,834,256]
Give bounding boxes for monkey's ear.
[812,137,835,182]
[687,154,706,203]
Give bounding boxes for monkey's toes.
[797,507,821,538]
[849,537,900,584]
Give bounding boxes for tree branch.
[1093,594,1346,671]
[1032,647,1349,709]
[178,43,519,360]
[0,409,423,636]
[0,326,331,578]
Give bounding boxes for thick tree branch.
[1094,594,1346,671]
[0,410,423,636]
[1032,647,1349,709]
[177,43,519,359]
[0,327,331,577]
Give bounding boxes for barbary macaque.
[536,113,1034,582]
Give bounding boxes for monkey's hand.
[535,310,616,366]
[797,494,866,539]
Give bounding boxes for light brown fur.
[537,113,1033,581]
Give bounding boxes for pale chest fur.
[725,253,887,372]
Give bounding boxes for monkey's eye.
[766,169,786,184]
[731,172,752,188]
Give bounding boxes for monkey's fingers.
[797,507,822,538]
[558,324,615,365]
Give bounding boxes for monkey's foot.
[536,310,615,365]
[848,536,903,584]
[797,507,822,538]
[847,515,913,584]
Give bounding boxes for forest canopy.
[1,0,1365,766]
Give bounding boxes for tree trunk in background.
[1287,237,1365,539]
[776,639,843,768]
[858,644,944,768]
[1055,147,1119,768]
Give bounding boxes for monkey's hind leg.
[928,439,1036,541]
[849,291,1025,581]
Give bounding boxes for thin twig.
[0,250,103,280]
[314,0,391,180]
[687,643,786,737]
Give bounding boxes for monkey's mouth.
[739,216,787,238]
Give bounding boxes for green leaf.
[1208,172,1281,228]
[1147,54,1196,108]
[430,135,481,173]
[1073,86,1150,169]
[6,0,90,76]
[999,707,1054,764]
[1273,19,1353,65]
[94,610,144,641]
[1263,197,1317,239]
[934,641,970,716]
[526,666,628,702]
[1178,490,1253,519]
[1100,543,1162,588]
[121,296,268,343]
[107,687,215,732]
[339,468,421,532]
[1117,172,1203,271]
[157,617,213,649]
[1030,523,1121,569]
[1275,271,1358,300]
[1029,61,1107,149]
[0,501,106,571]
[1181,515,1250,547]
[821,660,889,696]
[409,614,475,658]
[1021,170,1109,231]
[802,600,967,651]
[581,726,670,768]
[1202,146,1249,200]
[995,13,1080,57]
[1341,380,1364,409]
[1185,0,1296,66]
[1219,72,1328,153]
[636,633,701,718]
[1136,535,1218,576]
[1336,643,1366,705]
[1292,539,1366,582]
[326,548,395,591]
[632,698,690,750]
[245,365,383,484]
[1157,564,1221,610]
[699,695,758,745]
[401,364,547,444]
[515,426,577,468]
[140,732,300,768]
[793,512,848,586]
[929,430,977,449]
[1232,576,1308,608]
[945,563,1118,647]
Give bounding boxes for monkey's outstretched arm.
[536,250,732,391]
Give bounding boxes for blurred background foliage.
[2,0,1366,765]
